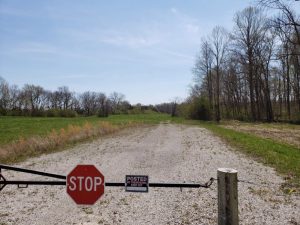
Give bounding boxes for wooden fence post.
[217,168,238,225]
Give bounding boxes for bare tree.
[58,86,73,110]
[97,93,109,117]
[22,84,45,112]
[0,77,131,117]
[260,0,300,117]
[193,38,214,110]
[9,85,20,110]
[256,29,276,121]
[170,97,181,117]
[210,26,229,121]
[259,0,300,45]
[109,92,125,114]
[231,6,268,121]
[0,77,10,113]
[80,91,98,116]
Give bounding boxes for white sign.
[125,175,149,192]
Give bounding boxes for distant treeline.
[184,1,300,123]
[0,77,156,117]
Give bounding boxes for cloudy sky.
[2,0,294,104]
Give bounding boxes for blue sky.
[2,0,294,105]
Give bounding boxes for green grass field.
[0,114,177,145]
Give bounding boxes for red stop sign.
[66,165,105,205]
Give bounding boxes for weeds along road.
[0,124,299,225]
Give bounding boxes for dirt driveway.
[0,124,299,225]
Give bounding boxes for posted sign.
[125,175,149,192]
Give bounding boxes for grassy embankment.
[0,113,177,163]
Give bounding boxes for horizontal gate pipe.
[0,181,66,185]
[0,181,213,188]
[149,183,207,188]
[106,183,209,188]
[0,164,66,180]
[105,182,124,187]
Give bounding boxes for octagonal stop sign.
[66,165,105,205]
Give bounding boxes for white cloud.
[99,34,160,48]
[9,41,87,60]
[54,74,98,79]
[154,48,194,61]
[13,42,58,54]
[61,28,162,49]
[169,7,201,37]
[185,24,200,33]
[170,7,177,14]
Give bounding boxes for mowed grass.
[192,121,300,192]
[0,114,174,145]
[0,116,98,145]
[0,113,177,164]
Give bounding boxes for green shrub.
[176,103,188,118]
[45,109,77,117]
[46,109,59,117]
[128,107,144,114]
[0,108,7,116]
[187,97,211,120]
[58,109,77,117]
[31,110,46,117]
[290,112,300,125]
[97,109,108,117]
[9,109,23,116]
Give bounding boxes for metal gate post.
[217,168,238,225]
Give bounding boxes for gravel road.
[0,124,299,225]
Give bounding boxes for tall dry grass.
[0,121,138,163]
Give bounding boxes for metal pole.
[217,168,238,225]
[0,181,213,188]
[0,164,66,180]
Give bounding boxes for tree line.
[182,0,300,123]
[0,77,148,117]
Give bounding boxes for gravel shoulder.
[0,124,299,225]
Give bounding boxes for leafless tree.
[80,91,98,116]
[210,26,229,121]
[22,84,46,112]
[259,0,300,44]
[190,4,300,122]
[57,86,73,110]
[231,6,268,121]
[260,0,300,117]
[109,92,125,114]
[0,77,10,113]
[97,93,109,117]
[9,85,20,110]
[193,38,214,110]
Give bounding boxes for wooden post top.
[217,168,238,173]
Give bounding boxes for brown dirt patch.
[222,121,300,148]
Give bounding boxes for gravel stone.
[0,124,299,225]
